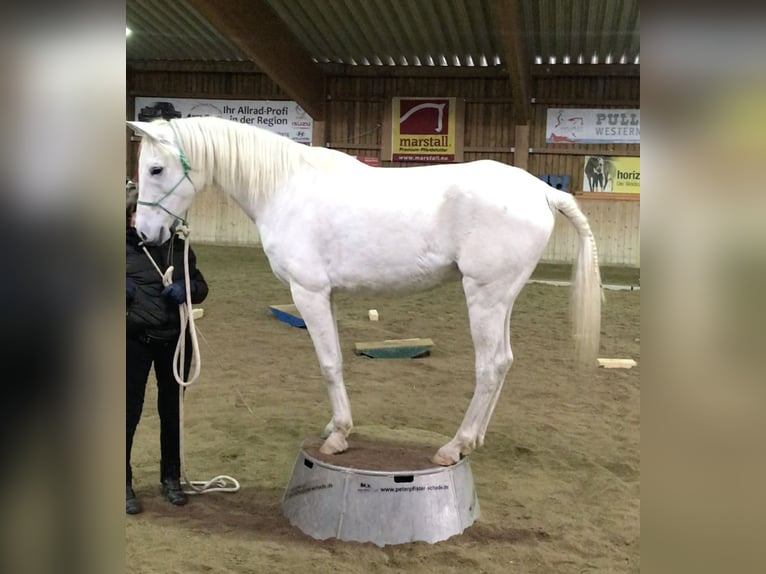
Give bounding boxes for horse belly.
[260,204,460,292]
[326,232,461,293]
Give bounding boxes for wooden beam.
[532,97,640,107]
[127,60,264,74]
[464,146,512,153]
[128,89,288,101]
[381,99,393,161]
[312,120,327,148]
[530,147,640,157]
[532,64,640,77]
[326,144,518,154]
[493,0,531,123]
[319,63,509,78]
[514,125,529,170]
[454,98,465,162]
[187,0,326,121]
[328,95,514,103]
[327,142,380,150]
[575,192,640,202]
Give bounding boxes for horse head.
[594,157,605,175]
[126,119,198,245]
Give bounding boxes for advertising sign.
[356,155,381,167]
[391,97,458,162]
[134,96,313,144]
[582,156,640,193]
[547,108,640,144]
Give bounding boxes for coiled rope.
[141,225,240,495]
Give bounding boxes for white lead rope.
[141,226,240,495]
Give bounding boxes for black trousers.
[126,335,191,484]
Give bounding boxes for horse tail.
[545,189,603,367]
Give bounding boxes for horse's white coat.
[128,117,602,465]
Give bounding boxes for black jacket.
[126,227,209,341]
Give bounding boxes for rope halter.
[136,122,194,226]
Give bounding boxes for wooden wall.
[529,75,640,265]
[545,197,640,266]
[127,67,640,266]
[528,75,640,186]
[127,69,288,177]
[326,76,515,166]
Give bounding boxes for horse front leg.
[290,283,352,455]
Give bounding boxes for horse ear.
[126,120,170,143]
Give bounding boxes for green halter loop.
[136,122,194,226]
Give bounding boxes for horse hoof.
[431,448,459,467]
[319,433,348,455]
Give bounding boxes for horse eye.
[149,166,164,176]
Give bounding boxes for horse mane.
[153,116,360,204]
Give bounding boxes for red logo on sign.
[398,99,450,135]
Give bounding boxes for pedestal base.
[282,442,480,546]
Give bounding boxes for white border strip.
[527,279,640,291]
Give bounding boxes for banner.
[356,155,381,167]
[547,108,640,144]
[391,97,458,162]
[134,96,313,144]
[582,156,640,193]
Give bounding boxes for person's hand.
[162,280,188,305]
[126,278,135,302]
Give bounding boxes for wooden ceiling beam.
[493,0,531,124]
[126,60,640,80]
[532,64,641,77]
[187,0,326,121]
[318,63,509,78]
[127,60,264,74]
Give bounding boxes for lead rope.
[141,227,240,495]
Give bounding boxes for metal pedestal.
[282,446,480,546]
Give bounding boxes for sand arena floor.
[126,244,640,573]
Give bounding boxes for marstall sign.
[134,96,313,144]
[391,97,457,162]
[546,108,640,144]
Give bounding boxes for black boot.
[160,477,188,506]
[126,485,142,515]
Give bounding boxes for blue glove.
[126,278,135,302]
[162,280,188,305]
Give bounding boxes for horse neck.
[198,125,295,221]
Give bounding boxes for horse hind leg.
[289,283,352,455]
[432,278,514,466]
[477,304,514,447]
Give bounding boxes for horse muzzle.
[136,222,170,246]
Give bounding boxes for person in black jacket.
[125,182,208,514]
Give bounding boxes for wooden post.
[312,119,326,148]
[126,68,136,179]
[454,98,465,163]
[381,99,392,161]
[514,124,530,170]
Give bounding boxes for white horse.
[127,117,602,466]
